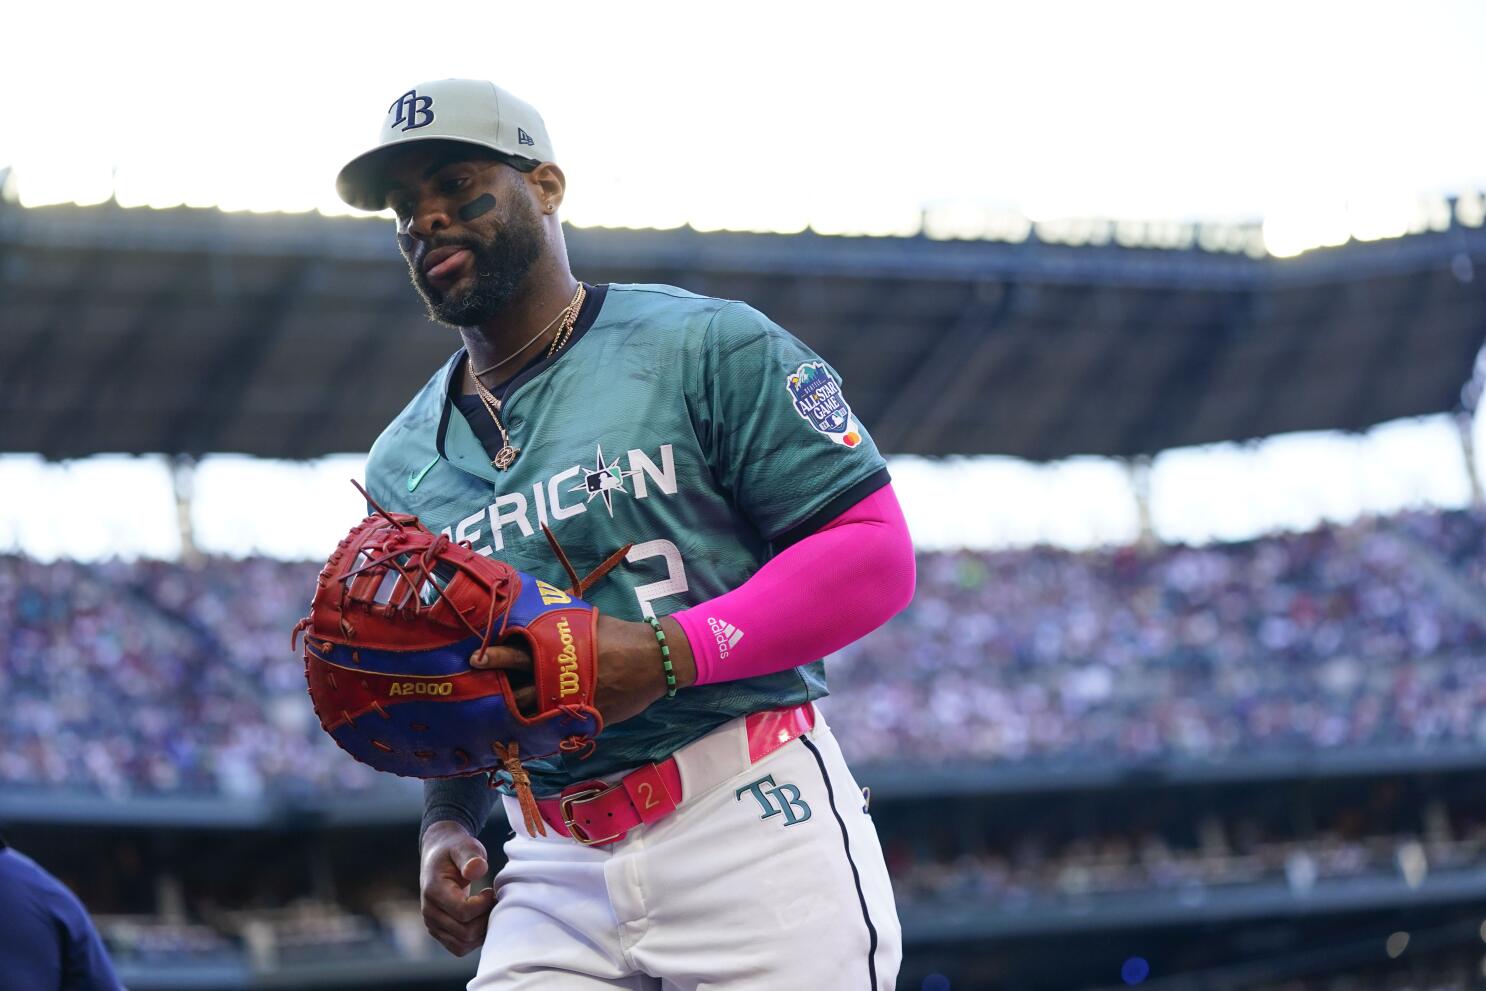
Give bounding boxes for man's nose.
[408,202,452,240]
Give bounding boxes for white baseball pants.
[469,708,901,990]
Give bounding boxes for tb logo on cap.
[388,90,434,132]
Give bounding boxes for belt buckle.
[559,784,624,846]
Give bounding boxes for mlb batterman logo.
[786,361,862,448]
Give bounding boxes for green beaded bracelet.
[644,615,678,699]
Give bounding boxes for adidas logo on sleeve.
[706,617,745,659]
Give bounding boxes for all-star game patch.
[786,361,862,448]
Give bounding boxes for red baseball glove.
[292,485,627,834]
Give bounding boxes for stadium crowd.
[889,819,1482,907]
[0,556,379,797]
[828,507,1486,765]
[3,507,1486,797]
[885,772,1486,907]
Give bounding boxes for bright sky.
[5,0,1486,249]
[1,412,1479,559]
[4,1,1486,558]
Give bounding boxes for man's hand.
[472,615,697,725]
[419,820,496,957]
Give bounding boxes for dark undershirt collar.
[439,283,609,461]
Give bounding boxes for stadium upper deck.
[3,199,1486,460]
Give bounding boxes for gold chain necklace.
[471,316,560,378]
[543,282,586,359]
[470,283,587,471]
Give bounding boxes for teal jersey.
[364,283,889,794]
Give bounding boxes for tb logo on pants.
[735,774,812,826]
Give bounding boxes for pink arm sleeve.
[673,483,915,686]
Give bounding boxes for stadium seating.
[4,507,1486,797]
[9,506,1486,988]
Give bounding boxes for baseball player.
[336,79,916,990]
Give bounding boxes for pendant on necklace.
[492,446,521,471]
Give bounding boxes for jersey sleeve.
[0,850,123,991]
[692,302,889,543]
[59,896,124,991]
[422,775,498,841]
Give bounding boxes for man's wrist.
[658,616,698,689]
[420,815,476,847]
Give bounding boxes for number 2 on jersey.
[625,539,689,619]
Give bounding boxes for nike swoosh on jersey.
[408,457,440,492]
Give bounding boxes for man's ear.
[529,162,567,215]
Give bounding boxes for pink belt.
[534,702,816,846]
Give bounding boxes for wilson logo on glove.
[555,619,581,697]
[292,481,631,836]
[537,580,571,605]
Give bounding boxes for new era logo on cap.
[518,127,534,146]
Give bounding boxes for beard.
[412,196,544,327]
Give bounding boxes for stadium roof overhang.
[2,201,1484,460]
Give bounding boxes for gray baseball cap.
[336,79,556,211]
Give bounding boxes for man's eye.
[441,177,470,194]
